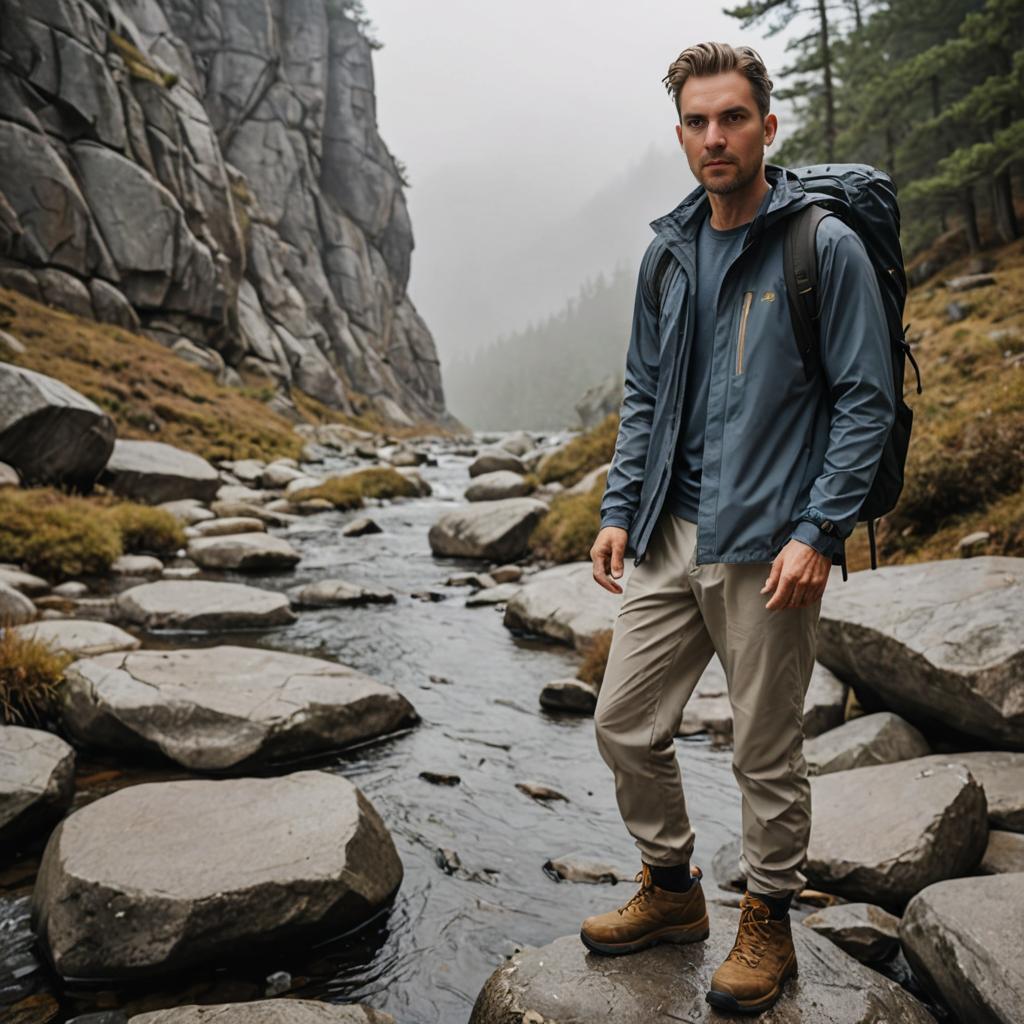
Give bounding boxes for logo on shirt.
[761,290,776,303]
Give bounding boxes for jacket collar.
[649,163,815,249]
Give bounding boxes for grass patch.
[108,31,178,88]
[529,473,607,563]
[538,413,618,486]
[577,629,612,689]
[289,467,419,509]
[0,625,73,727]
[0,487,184,581]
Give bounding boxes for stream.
[1,436,744,1024]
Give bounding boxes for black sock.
[749,889,793,919]
[647,861,694,892]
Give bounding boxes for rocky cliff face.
[0,0,448,426]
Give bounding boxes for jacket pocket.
[735,290,753,374]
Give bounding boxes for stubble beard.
[701,158,761,196]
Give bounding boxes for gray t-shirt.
[665,213,749,523]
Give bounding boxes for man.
[580,42,896,1015]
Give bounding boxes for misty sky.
[367,1,801,364]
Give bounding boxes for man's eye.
[728,113,743,123]
[687,119,703,129]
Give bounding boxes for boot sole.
[580,917,710,956]
[705,955,798,1015]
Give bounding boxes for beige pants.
[594,510,821,896]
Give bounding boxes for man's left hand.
[762,539,831,610]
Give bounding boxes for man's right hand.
[591,526,628,594]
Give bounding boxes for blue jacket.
[599,164,896,569]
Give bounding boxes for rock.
[287,579,395,607]
[495,431,535,456]
[128,1001,396,1023]
[445,572,497,589]
[817,557,1024,749]
[464,470,532,501]
[428,498,548,561]
[543,854,632,884]
[213,500,300,526]
[0,726,75,845]
[503,561,624,650]
[469,904,934,1023]
[158,500,215,526]
[900,874,1024,1024]
[110,555,165,578]
[516,782,568,802]
[802,663,847,738]
[0,567,50,596]
[678,660,733,738]
[419,771,460,786]
[341,516,382,537]
[11,620,140,658]
[60,646,417,771]
[0,580,36,626]
[957,530,990,555]
[0,461,19,487]
[565,462,611,496]
[946,300,970,322]
[187,533,301,572]
[30,771,403,979]
[945,272,996,292]
[0,363,115,490]
[162,566,201,581]
[490,564,523,584]
[539,679,599,713]
[575,374,622,430]
[911,750,1024,832]
[468,449,526,477]
[465,583,521,606]
[216,485,279,506]
[978,829,1024,874]
[191,517,267,537]
[806,758,988,907]
[395,468,432,496]
[116,580,296,631]
[804,712,931,775]
[711,838,745,892]
[100,440,220,504]
[262,463,308,488]
[52,581,89,598]
[219,459,267,485]
[802,902,901,963]
[386,447,427,467]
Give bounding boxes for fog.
[368,0,797,368]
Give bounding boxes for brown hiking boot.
[706,891,798,1014]
[579,863,709,955]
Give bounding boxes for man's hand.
[591,526,628,594]
[762,539,831,610]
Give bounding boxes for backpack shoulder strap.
[784,203,833,384]
[642,238,676,312]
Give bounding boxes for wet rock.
[116,580,296,631]
[495,431,535,456]
[157,499,215,526]
[539,678,598,713]
[0,363,115,490]
[468,449,526,477]
[503,561,624,650]
[806,758,988,908]
[341,517,382,537]
[565,462,611,496]
[912,750,1024,832]
[445,572,496,589]
[31,771,404,979]
[110,555,165,578]
[219,459,267,486]
[0,567,50,596]
[428,498,548,561]
[0,726,75,845]
[100,440,220,504]
[0,581,36,626]
[817,557,1024,749]
[802,663,847,738]
[162,566,202,581]
[216,485,280,506]
[711,838,745,892]
[978,829,1024,874]
[543,854,631,884]
[516,782,568,803]
[466,583,521,606]
[287,579,395,607]
[262,463,308,488]
[52,581,89,599]
[490,564,523,584]
[191,516,267,537]
[129,1001,395,1022]
[11,620,140,658]
[469,903,934,1023]
[900,874,1024,1024]
[396,468,432,496]
[60,645,417,771]
[804,712,931,775]
[464,470,532,501]
[801,902,901,963]
[187,533,301,572]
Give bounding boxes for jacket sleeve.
[599,242,664,532]
[788,220,896,559]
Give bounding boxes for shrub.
[0,624,72,726]
[289,467,419,509]
[538,414,618,486]
[529,473,607,563]
[105,502,186,554]
[577,629,613,689]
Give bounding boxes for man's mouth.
[704,160,733,168]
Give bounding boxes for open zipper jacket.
[599,164,897,570]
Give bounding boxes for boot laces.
[727,901,773,968]
[617,869,653,916]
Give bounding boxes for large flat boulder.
[187,532,301,571]
[60,646,419,771]
[503,561,624,650]
[464,470,532,502]
[806,758,988,908]
[116,580,296,631]
[130,1001,395,1022]
[428,498,547,561]
[11,619,141,657]
[0,726,75,845]
[469,903,934,1023]
[817,557,1024,749]
[915,750,1024,832]
[0,363,115,490]
[30,771,403,979]
[804,712,930,775]
[100,439,221,504]
[801,902,901,963]
[900,874,1024,1024]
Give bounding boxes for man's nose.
[705,119,727,148]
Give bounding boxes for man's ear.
[764,112,778,147]
[675,122,684,149]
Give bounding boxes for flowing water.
[1,438,744,1023]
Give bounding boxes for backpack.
[650,163,923,581]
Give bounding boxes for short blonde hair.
[663,42,773,120]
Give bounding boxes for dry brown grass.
[0,622,72,726]
[538,413,618,486]
[577,628,613,689]
[289,467,420,509]
[529,473,607,563]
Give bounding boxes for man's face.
[675,70,777,195]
